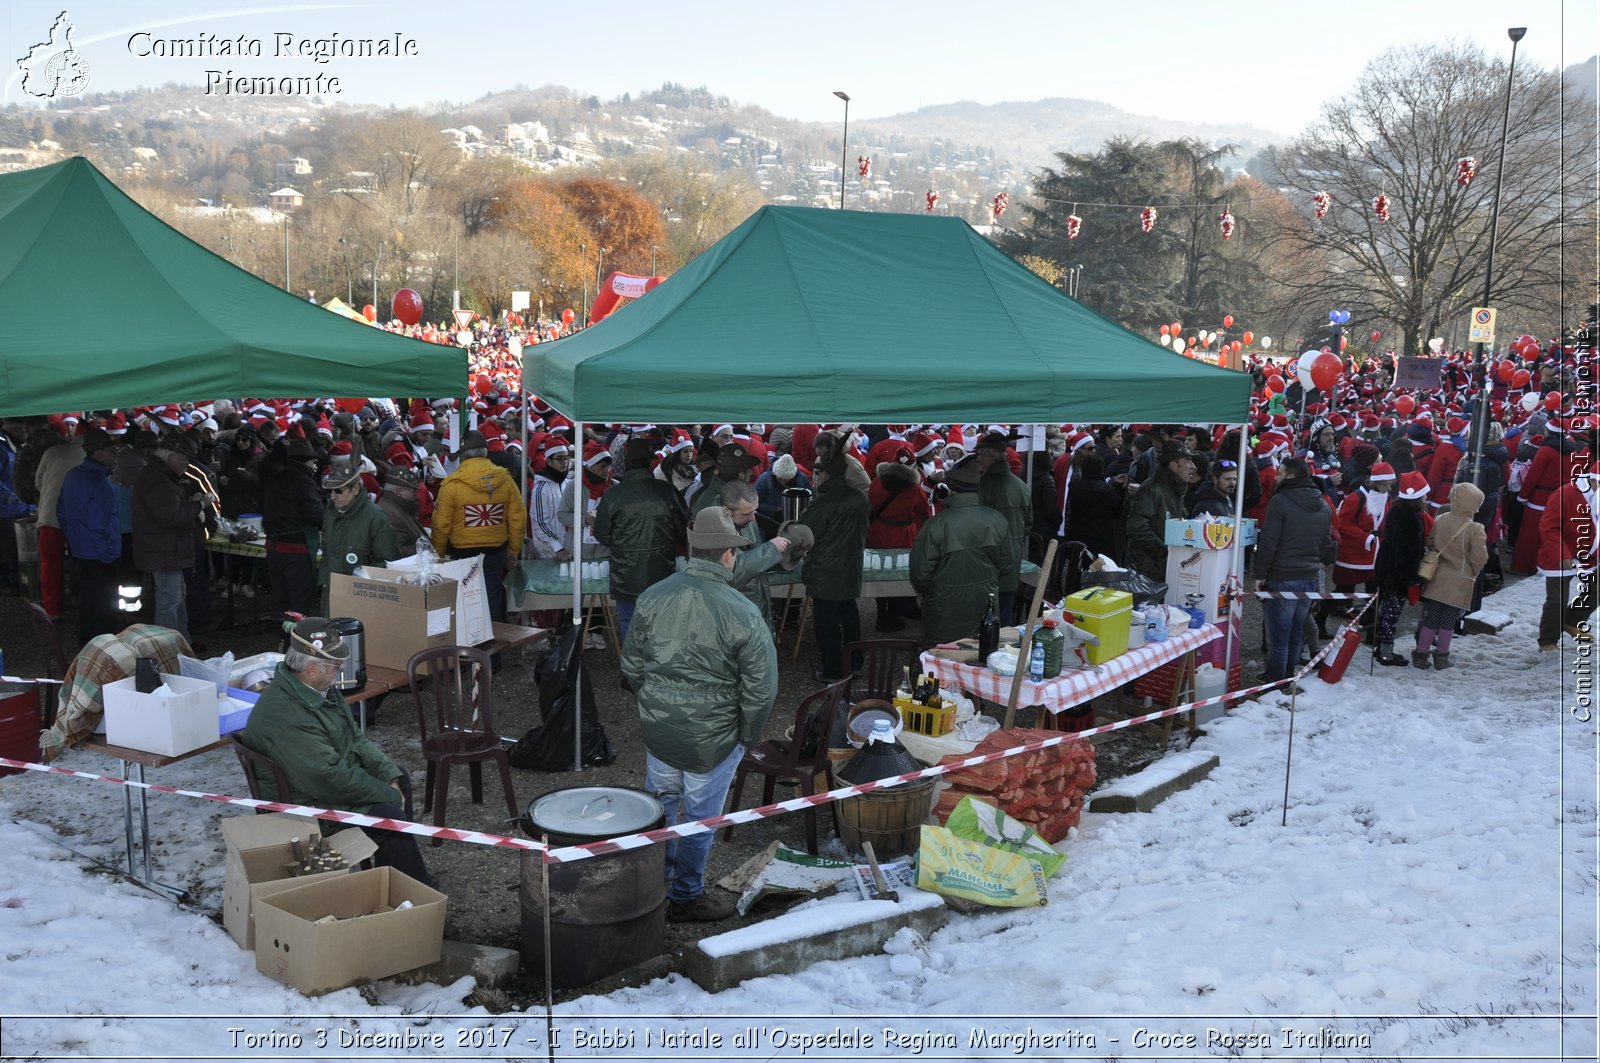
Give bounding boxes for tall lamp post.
[1468,26,1527,488]
[833,90,850,210]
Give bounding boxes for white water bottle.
[1028,637,1046,681]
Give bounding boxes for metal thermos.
[329,617,366,691]
[782,486,812,524]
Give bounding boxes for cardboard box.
[101,672,219,755]
[253,866,447,995]
[222,812,378,950]
[382,554,493,648]
[328,569,459,671]
[1163,517,1258,550]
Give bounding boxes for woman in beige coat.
[1415,481,1489,668]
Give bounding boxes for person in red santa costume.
[1332,461,1395,643]
[1535,468,1599,650]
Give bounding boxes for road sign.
[1468,306,1496,344]
[452,308,474,328]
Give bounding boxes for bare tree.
[1264,42,1598,355]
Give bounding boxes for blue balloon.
[1329,311,1339,323]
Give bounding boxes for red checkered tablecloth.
[921,624,1219,716]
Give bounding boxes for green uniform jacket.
[1124,465,1187,580]
[690,473,731,514]
[240,663,401,811]
[800,474,869,601]
[979,463,1031,592]
[909,493,1015,645]
[621,557,779,773]
[320,491,401,613]
[594,468,688,601]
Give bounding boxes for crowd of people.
[4,314,1593,921]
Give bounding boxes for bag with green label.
[915,825,1047,907]
[942,795,1067,878]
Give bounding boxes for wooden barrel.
[835,777,938,861]
[0,688,42,778]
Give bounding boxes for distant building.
[268,187,304,211]
[274,157,312,184]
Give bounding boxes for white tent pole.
[572,419,586,773]
[1226,423,1248,672]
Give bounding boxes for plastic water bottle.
[1028,635,1046,681]
[869,719,895,745]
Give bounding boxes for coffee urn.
[329,617,366,691]
[782,486,813,525]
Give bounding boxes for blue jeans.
[645,743,744,903]
[1262,578,1317,682]
[151,568,189,642]
[615,597,636,643]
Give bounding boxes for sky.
[3,0,1595,139]
[0,573,1594,1059]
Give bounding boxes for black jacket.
[1253,476,1336,583]
[1063,477,1124,562]
[262,463,324,545]
[1376,501,1427,594]
[1187,482,1234,519]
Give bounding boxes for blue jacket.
[59,458,121,563]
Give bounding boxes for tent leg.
[572,419,586,773]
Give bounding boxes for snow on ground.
[1,572,1595,1061]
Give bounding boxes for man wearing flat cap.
[262,437,325,616]
[975,430,1031,622]
[319,459,400,614]
[432,430,525,622]
[691,439,761,516]
[132,433,204,641]
[241,618,431,885]
[620,507,778,923]
[1125,441,1198,581]
[910,455,1016,645]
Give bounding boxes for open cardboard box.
[221,813,377,950]
[328,569,459,671]
[101,672,219,755]
[253,866,446,996]
[380,554,494,648]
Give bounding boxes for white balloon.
[508,337,523,358]
[1520,392,1540,412]
[1159,333,1172,346]
[1428,337,1445,353]
[1260,336,1272,349]
[1296,351,1319,390]
[1198,329,1210,343]
[1173,338,1186,353]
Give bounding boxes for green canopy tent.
[0,157,465,416]
[530,205,1252,425]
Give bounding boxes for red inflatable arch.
[588,271,665,324]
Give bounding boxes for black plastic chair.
[723,676,852,854]
[408,645,519,846]
[229,734,292,813]
[841,638,923,705]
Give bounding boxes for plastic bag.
[178,652,235,697]
[943,795,1066,878]
[213,516,258,543]
[915,825,1047,907]
[1082,568,1167,605]
[392,541,449,586]
[509,626,616,770]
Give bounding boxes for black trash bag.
[509,626,617,770]
[1080,569,1168,606]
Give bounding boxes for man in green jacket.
[319,460,401,615]
[594,438,689,641]
[1124,442,1196,581]
[240,618,431,886]
[691,440,760,514]
[976,430,1031,623]
[910,456,1016,645]
[801,450,870,681]
[620,506,778,923]
[722,480,790,628]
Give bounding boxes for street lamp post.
[651,245,658,276]
[283,216,290,292]
[833,90,850,210]
[1468,26,1527,489]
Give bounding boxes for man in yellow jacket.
[432,431,526,621]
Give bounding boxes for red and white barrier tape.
[0,675,64,685]
[0,602,1376,865]
[1253,591,1375,600]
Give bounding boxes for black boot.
[1374,642,1409,667]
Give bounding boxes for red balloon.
[1223,314,1234,328]
[361,303,377,322]
[561,307,576,325]
[1231,340,1242,353]
[1242,330,1254,346]
[474,373,492,394]
[1171,321,1183,336]
[1339,335,1348,352]
[1512,368,1531,388]
[1496,360,1515,383]
[1370,331,1382,343]
[1545,391,1562,411]
[391,288,423,326]
[1159,323,1170,336]
[335,397,366,414]
[1395,395,1416,416]
[1520,339,1541,358]
[1265,373,1285,394]
[1311,351,1343,391]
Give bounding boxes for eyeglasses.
[1216,460,1238,470]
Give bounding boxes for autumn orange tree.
[487,179,593,314]
[555,176,668,279]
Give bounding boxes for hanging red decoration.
[1065,213,1082,240]
[1373,194,1391,222]
[1456,157,1477,186]
[991,192,1009,221]
[857,155,871,179]
[925,189,939,212]
[1140,206,1157,233]
[1218,209,1235,240]
[1312,191,1331,219]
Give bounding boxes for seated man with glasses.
[1189,459,1241,519]
[318,458,401,615]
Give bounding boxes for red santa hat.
[1066,430,1094,453]
[1329,414,1348,431]
[105,411,128,436]
[909,431,942,458]
[330,440,354,456]
[1271,414,1290,431]
[384,440,415,467]
[582,440,611,467]
[546,416,573,436]
[157,406,184,427]
[315,417,334,438]
[945,424,966,451]
[1367,462,1396,482]
[542,439,572,460]
[1396,471,1430,500]
[409,409,435,433]
[1546,417,1565,434]
[1445,415,1469,436]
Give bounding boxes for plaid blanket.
[40,624,194,761]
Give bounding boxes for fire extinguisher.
[1317,626,1363,685]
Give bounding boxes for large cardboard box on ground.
[382,554,493,648]
[222,813,378,950]
[253,866,447,995]
[101,672,218,755]
[329,569,459,671]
